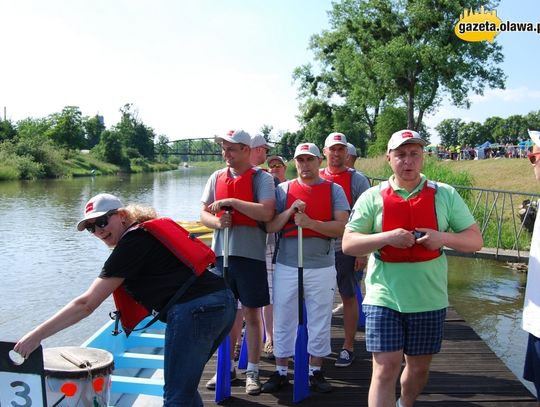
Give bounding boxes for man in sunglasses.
[522,130,540,406]
[343,129,483,407]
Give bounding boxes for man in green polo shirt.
[342,129,483,407]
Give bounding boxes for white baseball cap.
[267,155,286,166]
[215,129,252,146]
[387,130,427,153]
[324,132,348,147]
[347,142,357,157]
[529,129,540,148]
[294,143,321,158]
[77,193,123,231]
[251,134,274,149]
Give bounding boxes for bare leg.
[341,294,358,351]
[243,306,263,364]
[399,354,433,407]
[368,351,403,407]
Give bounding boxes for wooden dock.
[105,307,537,406]
[192,308,536,407]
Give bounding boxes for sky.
[1,1,539,145]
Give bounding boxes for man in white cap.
[261,142,350,394]
[200,129,276,395]
[342,129,483,407]
[320,132,371,368]
[250,134,274,166]
[346,142,358,168]
[522,130,540,406]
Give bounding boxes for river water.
[0,168,533,393]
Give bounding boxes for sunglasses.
[269,163,284,169]
[527,152,540,165]
[85,211,116,233]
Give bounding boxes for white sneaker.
[332,303,344,315]
[205,368,237,390]
[245,370,261,395]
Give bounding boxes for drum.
[43,347,114,406]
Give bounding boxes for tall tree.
[295,0,505,134]
[0,119,17,142]
[46,106,85,149]
[436,118,463,147]
[84,114,105,149]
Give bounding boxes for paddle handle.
[298,225,304,324]
[222,206,232,275]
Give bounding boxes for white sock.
[396,398,403,407]
[246,362,259,373]
[309,364,321,376]
[230,360,235,373]
[276,365,288,376]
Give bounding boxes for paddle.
[293,223,310,402]
[215,206,232,402]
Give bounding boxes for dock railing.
[369,177,540,262]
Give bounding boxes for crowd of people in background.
[429,139,534,160]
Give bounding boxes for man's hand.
[387,228,416,248]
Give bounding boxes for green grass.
[355,155,539,194]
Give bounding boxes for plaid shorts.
[363,304,446,355]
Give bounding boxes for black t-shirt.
[100,229,226,314]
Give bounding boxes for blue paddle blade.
[357,285,366,328]
[293,324,310,403]
[215,336,231,402]
[237,330,248,369]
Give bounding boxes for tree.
[94,129,129,167]
[295,0,505,134]
[436,118,463,147]
[259,124,273,142]
[84,114,105,149]
[369,106,408,156]
[458,121,483,146]
[114,104,155,159]
[46,106,85,150]
[0,119,17,142]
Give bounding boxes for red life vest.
[283,179,333,238]
[319,167,354,206]
[215,167,258,227]
[379,180,442,263]
[112,217,216,336]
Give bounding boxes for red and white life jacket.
[112,217,216,336]
[378,180,442,263]
[283,179,333,238]
[215,167,259,227]
[319,167,355,206]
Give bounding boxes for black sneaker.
[309,370,332,393]
[335,349,355,367]
[261,371,289,393]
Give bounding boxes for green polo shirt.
[346,174,475,312]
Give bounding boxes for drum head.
[43,347,114,379]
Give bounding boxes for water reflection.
[448,256,530,392]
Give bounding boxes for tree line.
[2,0,516,174]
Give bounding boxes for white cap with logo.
[77,193,123,231]
[215,129,252,146]
[251,134,274,149]
[387,130,427,153]
[324,132,348,147]
[294,143,321,158]
[347,142,357,157]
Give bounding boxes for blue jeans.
[163,288,236,406]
